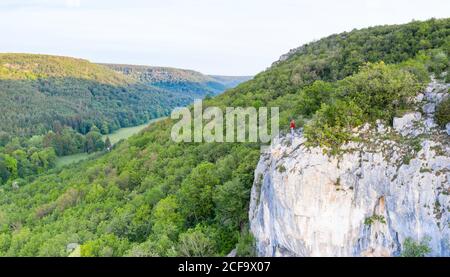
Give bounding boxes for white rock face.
[392,78,449,137]
[66,243,79,252]
[393,112,422,136]
[415,93,424,103]
[249,80,450,257]
[423,103,436,114]
[249,134,450,257]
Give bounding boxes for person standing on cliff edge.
[290,119,296,143]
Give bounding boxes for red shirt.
[290,121,295,129]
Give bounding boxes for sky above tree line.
[0,0,449,75]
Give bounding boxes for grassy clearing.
[55,152,97,168]
[55,117,166,168]
[103,117,166,145]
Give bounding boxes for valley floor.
[55,117,166,168]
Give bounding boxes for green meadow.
[55,117,166,168]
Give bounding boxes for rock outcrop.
[249,80,450,257]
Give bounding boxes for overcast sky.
[0,0,449,75]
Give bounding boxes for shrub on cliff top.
[436,97,450,127]
[304,62,423,151]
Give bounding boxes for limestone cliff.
[249,80,450,257]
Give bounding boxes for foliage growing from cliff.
[401,237,431,257]
[435,97,450,127]
[235,229,256,257]
[364,215,386,226]
[277,164,287,173]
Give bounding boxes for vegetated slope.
[0,56,246,187]
[0,18,448,257]
[0,54,194,137]
[104,64,252,98]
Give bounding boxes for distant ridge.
[103,63,252,96]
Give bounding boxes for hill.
[0,54,194,137]
[0,54,128,84]
[103,64,252,97]
[0,18,448,257]
[0,55,251,188]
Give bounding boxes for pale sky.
[0,0,449,75]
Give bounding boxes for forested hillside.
[0,55,250,187]
[104,64,251,98]
[0,18,448,257]
[0,54,194,138]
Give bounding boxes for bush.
[337,62,423,121]
[304,62,425,151]
[55,188,82,212]
[177,162,219,223]
[428,50,449,78]
[435,97,450,127]
[364,214,386,225]
[397,56,431,85]
[297,80,334,116]
[151,195,184,240]
[177,226,216,257]
[80,234,130,257]
[213,178,249,229]
[235,229,256,257]
[304,100,364,149]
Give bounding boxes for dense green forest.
[0,18,448,257]
[104,64,251,98]
[0,124,109,186]
[0,55,249,186]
